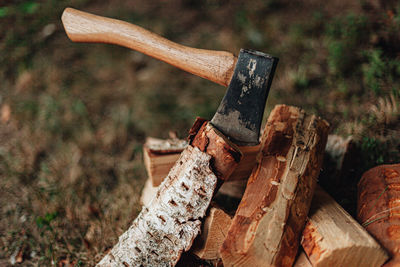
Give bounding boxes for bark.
[143,129,259,186]
[98,120,241,267]
[357,163,400,267]
[220,104,329,267]
[188,119,241,180]
[143,137,188,186]
[302,186,388,267]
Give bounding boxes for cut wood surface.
[98,120,241,266]
[293,251,312,267]
[302,186,388,267]
[143,137,189,186]
[144,137,260,186]
[358,163,400,267]
[220,104,329,267]
[229,145,261,181]
[145,136,188,154]
[191,206,233,260]
[139,177,158,207]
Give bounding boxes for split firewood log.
[293,251,312,267]
[191,206,233,261]
[357,163,400,267]
[140,180,232,265]
[220,105,329,267]
[140,177,158,207]
[143,136,260,186]
[98,119,241,266]
[301,186,388,266]
[143,137,189,186]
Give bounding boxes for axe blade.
[211,49,278,146]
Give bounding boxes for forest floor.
[1,0,399,265]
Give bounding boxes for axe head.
[211,49,278,146]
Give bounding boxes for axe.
[62,8,278,266]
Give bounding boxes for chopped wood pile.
[100,104,393,266]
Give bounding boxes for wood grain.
[302,186,388,267]
[143,137,189,186]
[139,177,158,207]
[220,105,329,267]
[143,136,260,186]
[97,119,241,266]
[191,206,233,260]
[358,164,400,267]
[293,251,313,267]
[62,8,237,86]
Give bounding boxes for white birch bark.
[98,145,217,267]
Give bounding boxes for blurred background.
[0,0,399,265]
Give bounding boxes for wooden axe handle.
[62,8,237,86]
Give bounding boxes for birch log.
[139,177,158,207]
[220,104,329,267]
[98,119,241,266]
[143,136,260,186]
[140,180,234,262]
[139,181,233,265]
[143,137,188,186]
[301,186,388,267]
[357,163,400,267]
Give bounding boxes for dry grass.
[370,93,399,125]
[0,0,399,265]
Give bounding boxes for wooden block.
[293,251,312,267]
[143,137,261,186]
[143,137,188,186]
[140,177,158,207]
[358,164,400,266]
[98,120,241,266]
[191,206,233,260]
[220,104,329,267]
[229,145,260,181]
[302,186,388,267]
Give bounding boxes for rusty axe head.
[62,8,278,146]
[211,49,278,146]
